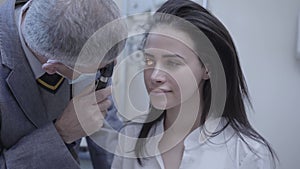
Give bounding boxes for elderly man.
[0,0,126,168]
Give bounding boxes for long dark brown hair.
[135,0,277,166]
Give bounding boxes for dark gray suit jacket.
[0,0,80,168]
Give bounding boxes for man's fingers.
[76,82,97,97]
[95,86,112,102]
[97,99,112,112]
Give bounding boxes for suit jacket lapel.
[0,0,48,128]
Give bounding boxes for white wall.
[208,0,300,169]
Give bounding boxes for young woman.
[112,0,277,168]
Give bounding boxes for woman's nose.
[150,68,167,84]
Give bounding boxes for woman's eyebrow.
[143,51,155,57]
[143,51,186,61]
[162,54,185,61]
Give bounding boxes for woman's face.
[143,28,209,110]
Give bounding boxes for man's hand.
[54,85,112,143]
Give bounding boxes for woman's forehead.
[144,30,197,60]
[148,25,194,45]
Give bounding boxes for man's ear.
[42,60,62,74]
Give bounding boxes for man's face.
[27,42,113,80]
[42,58,115,80]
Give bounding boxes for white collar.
[153,117,236,150]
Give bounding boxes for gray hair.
[23,0,127,66]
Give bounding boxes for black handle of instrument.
[95,62,114,91]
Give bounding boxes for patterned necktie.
[36,73,65,94]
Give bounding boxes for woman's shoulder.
[120,115,163,136]
[207,118,271,154]
[115,122,142,158]
[201,118,275,168]
[222,123,275,168]
[115,117,163,159]
[120,122,144,136]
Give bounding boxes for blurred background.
[80,0,300,169]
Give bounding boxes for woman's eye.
[165,60,182,67]
[144,58,155,66]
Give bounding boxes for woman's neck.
[158,90,204,157]
[164,90,204,136]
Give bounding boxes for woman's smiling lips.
[150,88,172,94]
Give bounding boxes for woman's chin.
[150,101,167,110]
[150,99,179,110]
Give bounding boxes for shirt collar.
[16,0,45,79]
[185,117,235,150]
[153,117,235,150]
